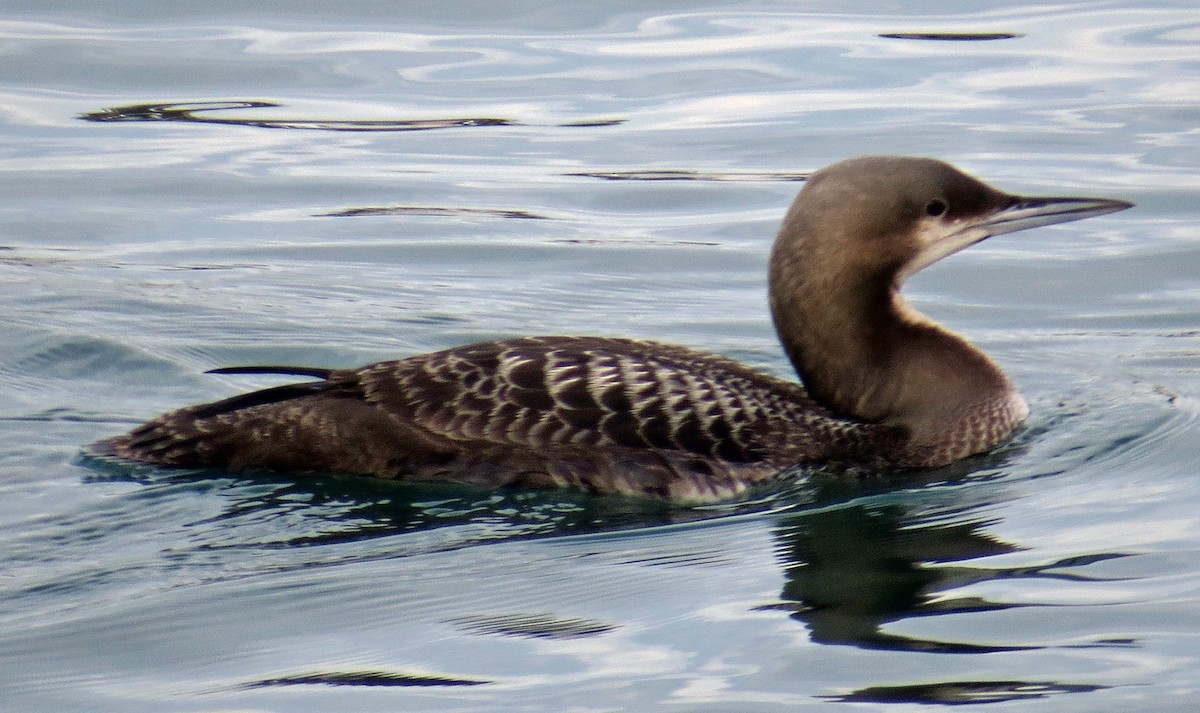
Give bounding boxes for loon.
[91,157,1132,502]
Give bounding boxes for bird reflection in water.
[764,501,1127,652]
[761,499,1127,704]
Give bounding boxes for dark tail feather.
[187,381,333,419]
[207,365,334,379]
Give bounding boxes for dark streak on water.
[878,32,1025,41]
[242,671,490,688]
[825,680,1109,705]
[78,101,626,132]
[448,612,618,639]
[318,206,551,220]
[567,169,811,182]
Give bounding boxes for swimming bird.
[91,156,1132,502]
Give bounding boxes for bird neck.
[768,244,1022,459]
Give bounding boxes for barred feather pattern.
[94,337,904,502]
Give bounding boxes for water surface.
[2,1,1199,711]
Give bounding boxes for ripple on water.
[0,0,1197,710]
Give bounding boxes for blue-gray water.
[2,1,1199,711]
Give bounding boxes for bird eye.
[925,199,948,217]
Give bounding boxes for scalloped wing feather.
[351,337,883,464]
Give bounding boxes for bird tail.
[207,365,334,379]
[88,370,339,466]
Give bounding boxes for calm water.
[2,1,1199,710]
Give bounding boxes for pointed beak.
[983,195,1134,238]
[897,194,1133,285]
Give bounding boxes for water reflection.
[566,169,810,182]
[877,32,1024,41]
[77,461,1142,705]
[317,205,550,219]
[752,498,1135,705]
[766,502,1131,653]
[242,670,489,689]
[825,680,1107,705]
[82,463,705,553]
[448,612,616,640]
[77,100,624,131]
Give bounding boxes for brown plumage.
[91,157,1132,501]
